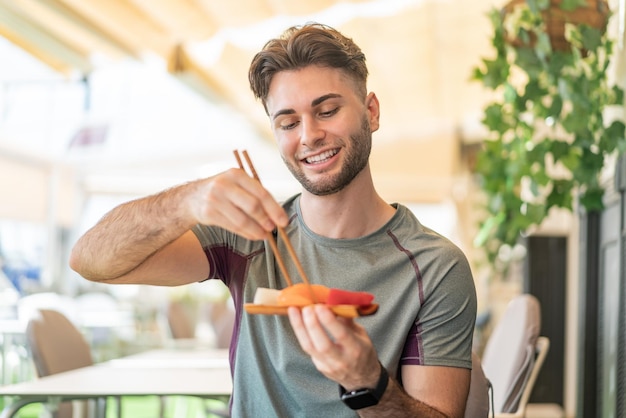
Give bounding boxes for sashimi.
[326,288,375,306]
[276,283,330,306]
[275,284,375,307]
[248,285,378,317]
[253,288,281,305]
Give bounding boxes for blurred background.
[1,1,625,417]
[0,0,495,300]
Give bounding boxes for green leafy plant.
[471,0,626,267]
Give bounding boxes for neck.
[299,169,396,239]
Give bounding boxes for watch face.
[339,363,389,410]
[341,389,379,410]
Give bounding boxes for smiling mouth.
[304,149,339,164]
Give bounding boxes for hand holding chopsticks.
[234,150,316,302]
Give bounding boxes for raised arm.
[288,305,470,418]
[365,363,469,418]
[69,168,288,285]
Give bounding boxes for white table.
[0,348,232,418]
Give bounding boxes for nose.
[300,116,324,147]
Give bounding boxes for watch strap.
[339,362,389,410]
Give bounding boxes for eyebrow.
[271,93,343,121]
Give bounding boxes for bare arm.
[70,168,288,285]
[357,364,470,418]
[287,305,470,418]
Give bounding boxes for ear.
[365,92,380,132]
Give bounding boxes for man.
[70,23,476,417]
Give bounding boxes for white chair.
[481,294,550,417]
[495,336,550,418]
[26,309,97,418]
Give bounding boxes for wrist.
[339,362,389,410]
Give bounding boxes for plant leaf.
[469,0,624,268]
[579,187,605,211]
[580,26,603,51]
[546,180,573,208]
[560,0,587,12]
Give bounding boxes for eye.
[276,116,299,131]
[279,121,299,131]
[319,107,339,118]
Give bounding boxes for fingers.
[192,168,288,239]
[289,305,342,378]
[289,305,338,354]
[233,169,289,229]
[288,306,315,352]
[288,305,356,373]
[288,305,380,387]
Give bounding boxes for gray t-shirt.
[192,194,476,417]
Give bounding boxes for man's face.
[265,66,379,196]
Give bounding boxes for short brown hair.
[248,23,368,113]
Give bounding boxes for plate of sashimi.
[245,283,379,318]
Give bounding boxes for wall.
[0,153,76,226]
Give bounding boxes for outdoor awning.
[0,0,502,202]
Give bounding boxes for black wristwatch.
[339,363,389,410]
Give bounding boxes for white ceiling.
[0,0,507,202]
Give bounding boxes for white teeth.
[305,149,337,164]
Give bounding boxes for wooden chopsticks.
[234,150,316,301]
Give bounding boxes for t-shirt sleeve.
[400,244,476,369]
